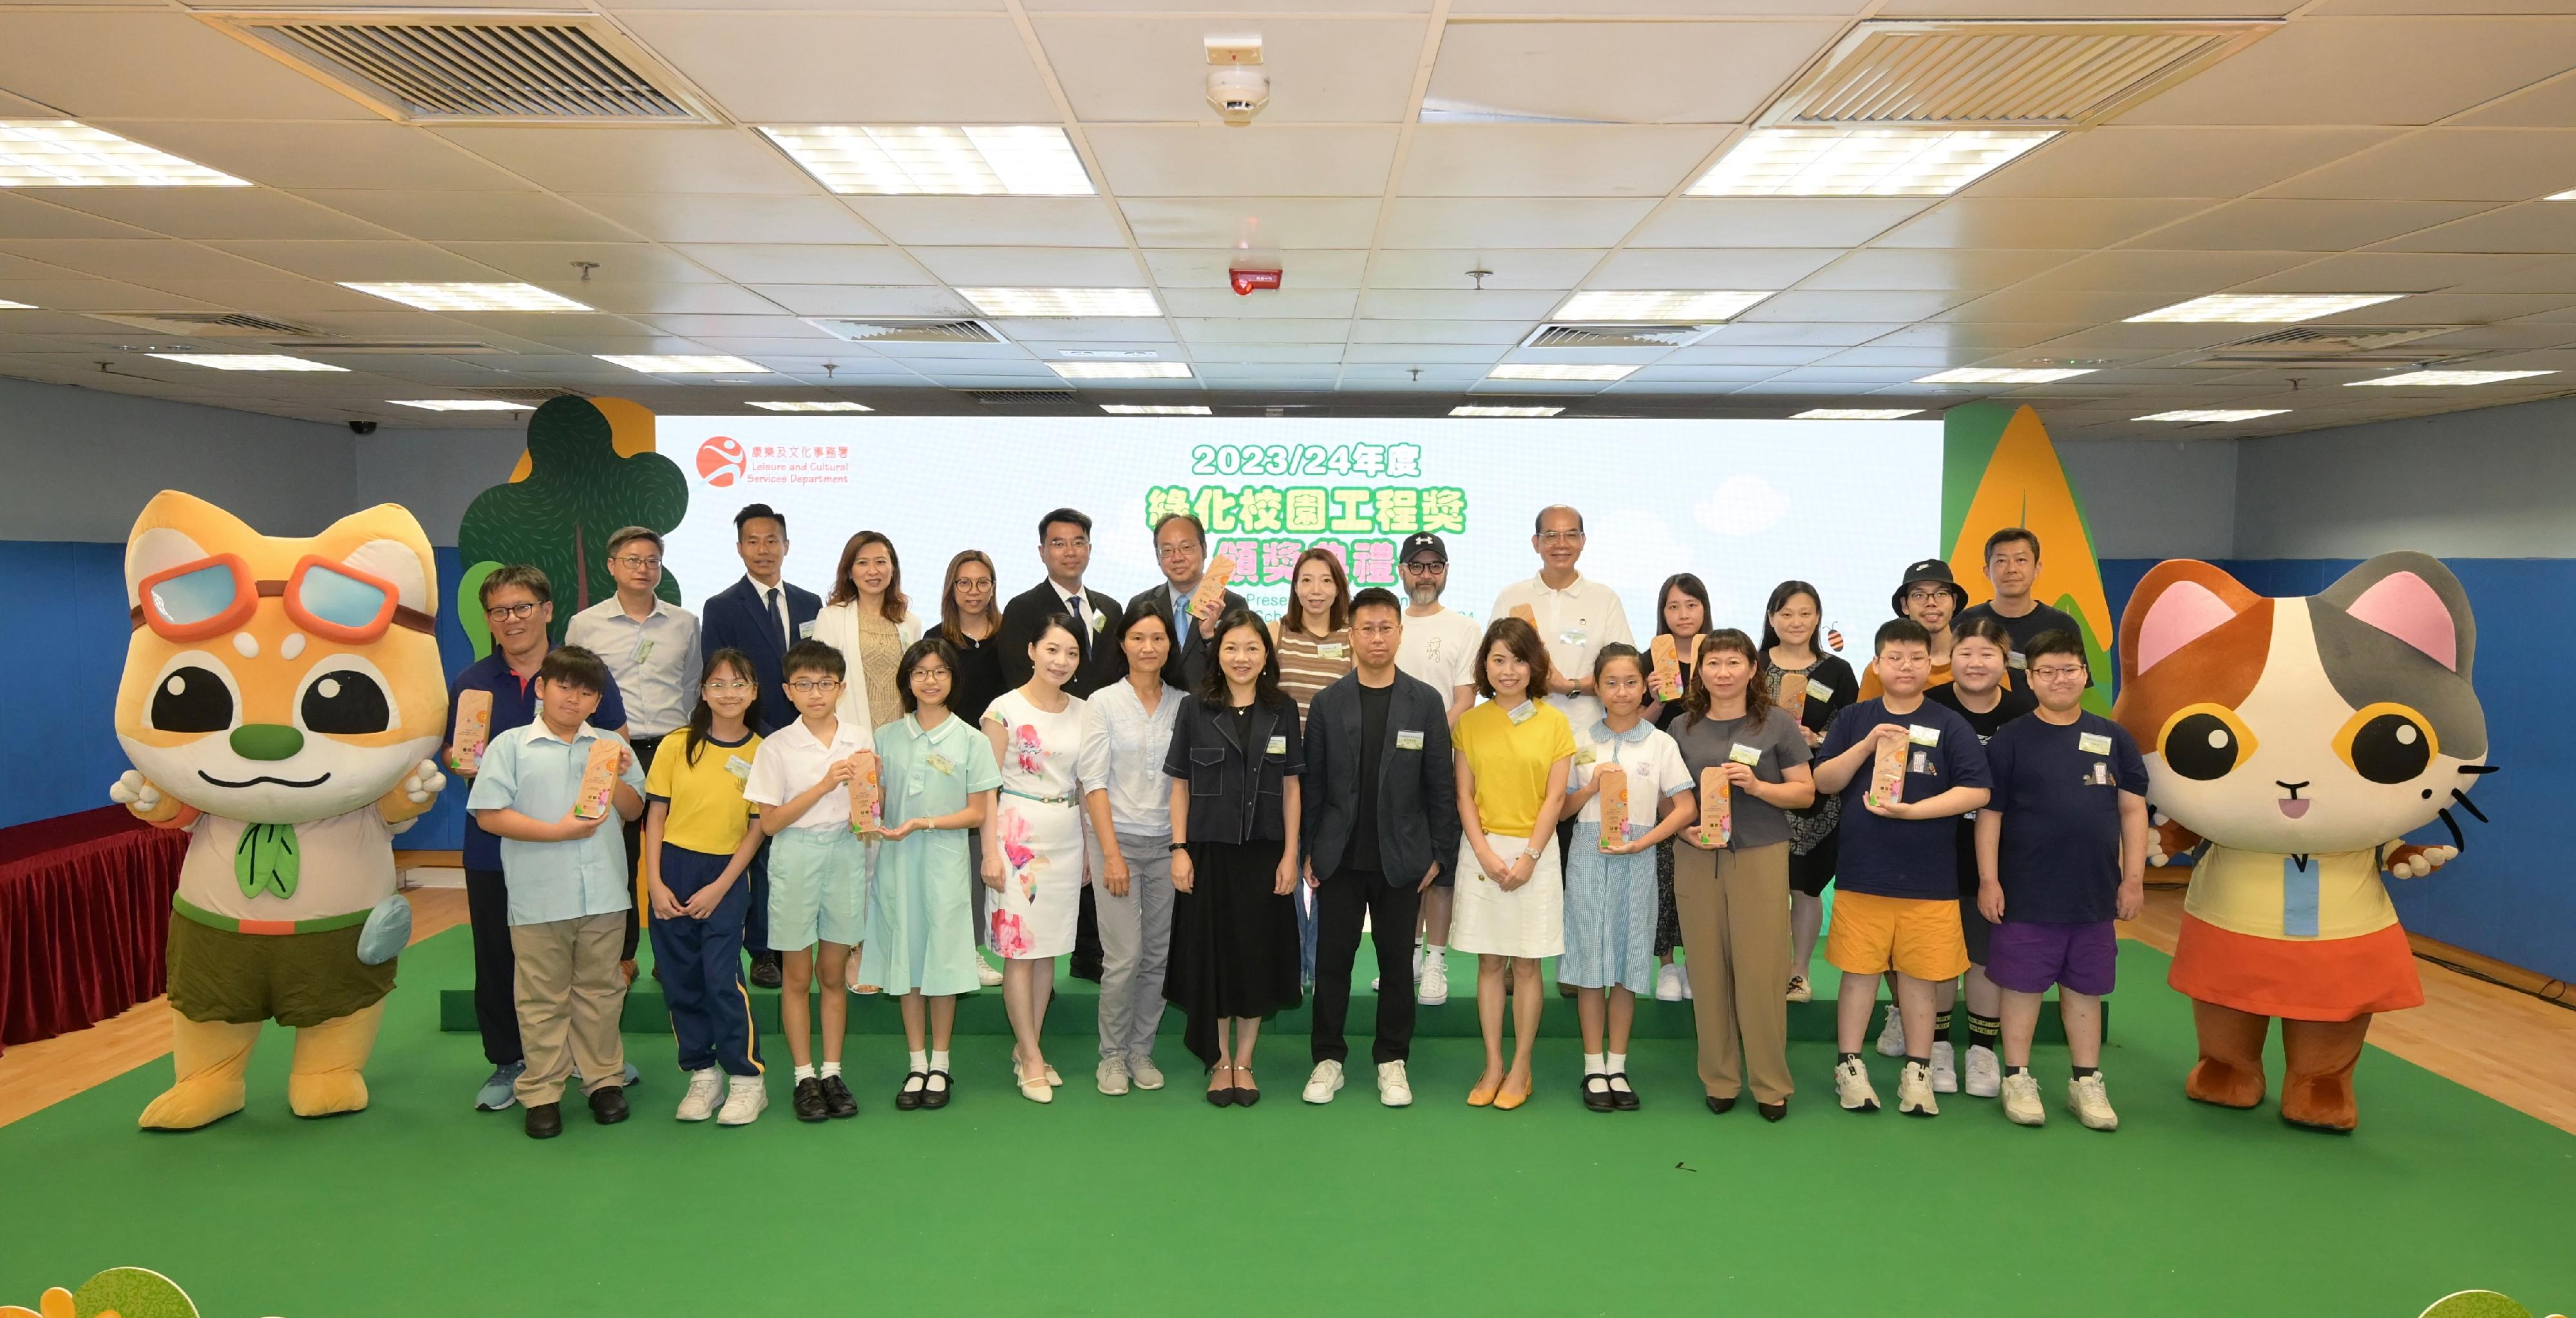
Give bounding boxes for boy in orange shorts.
[1812,619,1992,1116]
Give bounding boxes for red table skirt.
[0,805,188,1051]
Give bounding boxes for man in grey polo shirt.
[565,525,702,971]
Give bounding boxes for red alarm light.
[1229,268,1283,296]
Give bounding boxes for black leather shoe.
[895,1071,927,1112]
[587,1086,629,1125]
[792,1077,829,1122]
[749,952,784,990]
[1583,1075,1617,1113]
[1070,958,1104,983]
[524,1102,562,1139]
[1757,1100,1788,1122]
[1607,1073,1640,1111]
[1706,1093,1738,1115]
[920,1070,952,1111]
[820,1074,858,1119]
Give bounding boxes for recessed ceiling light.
[596,354,770,375]
[1049,361,1193,380]
[388,399,536,412]
[759,126,1094,196]
[2346,370,2556,387]
[1689,127,2056,198]
[1554,290,1773,321]
[0,299,32,310]
[1452,405,1564,417]
[0,120,248,187]
[2135,409,2290,422]
[1103,404,1212,415]
[1486,364,1638,382]
[1792,408,1923,420]
[341,282,593,312]
[2546,189,2576,201]
[749,400,873,412]
[961,288,1162,317]
[1915,367,2094,384]
[2126,294,2402,324]
[149,353,345,372]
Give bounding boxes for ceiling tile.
[571,285,787,316]
[988,317,1177,343]
[2005,249,2309,294]
[0,279,222,312]
[0,239,289,283]
[1799,249,2078,292]
[564,194,884,246]
[1178,317,1353,344]
[1349,318,1547,344]
[2450,70,2576,127]
[0,194,159,241]
[1120,197,1383,249]
[1739,290,1973,321]
[1584,247,1839,288]
[432,127,818,196]
[1397,126,1725,198]
[91,122,536,192]
[200,240,500,284]
[1929,289,2164,324]
[0,13,377,120]
[1875,198,2212,250]
[1962,127,2397,199]
[1626,198,1933,248]
[846,197,1128,247]
[2232,252,2555,295]
[672,245,938,285]
[290,191,643,244]
[2130,200,2498,252]
[1146,249,1371,289]
[1086,127,1400,196]
[2260,129,2576,202]
[434,243,729,285]
[1866,323,2097,353]
[1423,21,1840,124]
[2116,17,2576,127]
[1340,343,1509,364]
[106,279,388,315]
[908,246,1146,285]
[1380,198,1657,249]
[1693,321,1904,346]
[621,13,1060,122]
[2375,203,2576,255]
[1367,249,1607,289]
[1162,288,1358,318]
[28,189,395,241]
[1035,17,1426,124]
[1358,289,1563,320]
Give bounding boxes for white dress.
[981,688,1088,959]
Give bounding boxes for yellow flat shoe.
[1495,1078,1531,1111]
[1467,1075,1502,1107]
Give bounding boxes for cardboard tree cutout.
[109,492,448,1129]
[2112,552,2486,1133]
[1943,402,2117,713]
[457,396,683,654]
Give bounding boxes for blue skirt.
[1561,822,1658,994]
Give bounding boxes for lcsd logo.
[696,435,746,487]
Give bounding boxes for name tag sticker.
[1559,628,1588,649]
[1908,724,1942,747]
[926,752,956,776]
[1728,743,1763,766]
[632,639,654,665]
[1265,735,1287,757]
[2007,651,2028,670]
[724,755,753,782]
[797,619,817,639]
[1806,678,1835,702]
[1317,642,1347,660]
[2085,762,2114,786]
[1396,729,1425,751]
[1506,702,1537,726]
[1911,748,1935,776]
[1573,748,1596,767]
[2078,732,2114,755]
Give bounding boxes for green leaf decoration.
[71,1268,199,1318]
[457,397,688,645]
[232,822,299,899]
[458,560,502,660]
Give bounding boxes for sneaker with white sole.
[1378,1060,1413,1107]
[1897,1060,1940,1117]
[1097,1056,1132,1097]
[716,1075,768,1126]
[2000,1071,2045,1125]
[1833,1057,1880,1113]
[1785,974,1812,1003]
[1654,963,1685,1003]
[1418,956,1450,1006]
[1876,1005,1907,1057]
[1303,1059,1345,1104]
[474,1061,524,1112]
[1130,1056,1166,1091]
[676,1068,723,1122]
[1929,1040,1958,1093]
[1964,1044,2002,1098]
[976,957,1004,988]
[2068,1073,2119,1131]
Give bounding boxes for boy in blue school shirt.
[468,646,648,1140]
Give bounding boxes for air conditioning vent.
[2187,326,2467,369]
[964,390,1079,406]
[804,317,1008,345]
[203,12,719,124]
[270,339,504,354]
[1765,20,2275,128]
[89,312,320,337]
[1522,323,1718,350]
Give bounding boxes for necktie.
[766,587,787,654]
[1066,594,1088,658]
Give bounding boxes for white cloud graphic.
[1693,475,1790,537]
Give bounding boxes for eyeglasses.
[2029,665,2089,681]
[611,555,662,570]
[1902,587,1951,605]
[486,601,543,622]
[1156,543,1201,560]
[1536,531,1585,544]
[135,553,432,644]
[703,679,756,692]
[1402,559,1445,571]
[788,679,842,693]
[1046,538,1091,552]
[912,667,952,681]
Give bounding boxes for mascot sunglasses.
[132,553,434,645]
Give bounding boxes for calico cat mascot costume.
[109,492,448,1129]
[2114,552,2484,1132]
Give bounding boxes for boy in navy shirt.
[1812,618,1991,1118]
[1975,629,2148,1131]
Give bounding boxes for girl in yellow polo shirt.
[643,648,770,1126]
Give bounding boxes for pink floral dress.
[981,688,1088,959]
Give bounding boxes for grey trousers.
[1095,830,1177,1063]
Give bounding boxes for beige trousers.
[1672,841,1794,1106]
[511,912,630,1107]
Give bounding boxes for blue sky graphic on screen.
[661,417,1940,643]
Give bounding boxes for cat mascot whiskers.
[110,492,448,1130]
[2114,552,2485,1132]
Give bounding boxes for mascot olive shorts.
[167,917,397,1028]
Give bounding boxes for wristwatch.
[1168,842,1188,853]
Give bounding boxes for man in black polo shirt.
[1955,527,2083,674]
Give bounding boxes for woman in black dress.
[941,549,1009,986]
[1163,608,1304,1107]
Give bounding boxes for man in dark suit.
[996,507,1124,979]
[694,502,819,989]
[1125,511,1247,695]
[1298,588,1460,1109]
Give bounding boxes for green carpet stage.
[6,926,2570,1318]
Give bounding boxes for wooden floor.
[5,886,2571,1133]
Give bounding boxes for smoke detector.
[1206,37,1267,126]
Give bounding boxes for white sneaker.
[1929,1040,1958,1093]
[1130,1056,1166,1091]
[1418,955,1450,1006]
[1654,963,1685,1003]
[1833,1057,1880,1113]
[715,1075,767,1126]
[1097,1056,1131,1097]
[675,1067,723,1122]
[1303,1059,1345,1104]
[1378,1060,1413,1107]
[1897,1060,1940,1117]
[1964,1044,2002,1098]
[976,957,1003,988]
[1876,1004,1907,1057]
[2068,1073,2119,1131]
[1785,974,1812,1003]
[2000,1071,2045,1126]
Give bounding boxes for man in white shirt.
[1392,532,1481,726]
[1489,505,1634,733]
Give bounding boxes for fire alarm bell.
[1229,268,1283,296]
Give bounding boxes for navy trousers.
[650,843,762,1077]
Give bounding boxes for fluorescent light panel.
[2346,370,2555,386]
[1049,361,1192,380]
[1689,128,2055,198]
[2136,409,2289,422]
[0,120,247,187]
[961,287,1160,317]
[1555,290,1772,321]
[1452,405,1564,417]
[749,400,872,412]
[388,399,535,412]
[0,299,32,310]
[342,282,592,313]
[761,126,1093,196]
[1915,367,2094,384]
[149,353,345,372]
[1486,364,1638,382]
[2547,188,2576,201]
[2126,294,2401,324]
[1103,404,1211,415]
[1792,408,1922,420]
[596,354,770,374]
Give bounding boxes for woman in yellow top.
[1449,615,1576,1110]
[641,648,772,1127]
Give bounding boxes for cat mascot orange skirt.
[2112,552,2485,1132]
